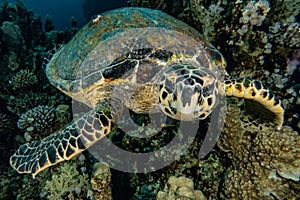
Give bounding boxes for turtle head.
[159,64,218,120]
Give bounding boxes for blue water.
[6,0,127,30]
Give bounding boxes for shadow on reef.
[0,0,300,200]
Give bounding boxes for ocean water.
[5,0,127,30]
[0,0,299,199]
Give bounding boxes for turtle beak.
[173,83,202,116]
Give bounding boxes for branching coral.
[227,0,273,65]
[197,153,224,199]
[267,0,300,23]
[189,2,224,42]
[6,92,53,115]
[43,161,91,200]
[17,104,71,142]
[269,22,300,48]
[128,0,299,77]
[9,69,38,90]
[17,105,57,141]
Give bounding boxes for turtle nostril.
[199,113,206,119]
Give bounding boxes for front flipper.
[225,78,284,130]
[10,109,115,177]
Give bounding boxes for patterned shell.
[46,7,226,105]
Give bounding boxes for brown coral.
[91,162,112,200]
[157,176,206,200]
[218,105,300,199]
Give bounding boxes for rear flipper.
[10,109,115,178]
[225,78,284,130]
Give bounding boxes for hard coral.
[128,0,300,76]
[7,92,53,115]
[0,21,25,54]
[0,112,15,132]
[91,162,112,200]
[157,176,206,200]
[17,105,57,141]
[9,69,38,91]
[43,161,91,200]
[189,2,224,42]
[269,22,300,48]
[218,105,300,199]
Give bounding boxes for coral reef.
[0,112,17,171]
[6,92,53,115]
[0,170,22,199]
[42,158,91,200]
[9,69,38,91]
[0,21,26,69]
[128,0,300,94]
[0,112,15,132]
[44,15,55,32]
[123,2,300,198]
[91,162,112,200]
[0,0,299,199]
[269,22,300,48]
[0,1,75,199]
[157,176,206,200]
[17,104,71,142]
[218,105,300,199]
[16,175,45,200]
[17,105,57,141]
[55,104,71,127]
[196,153,224,199]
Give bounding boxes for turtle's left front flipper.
[225,78,284,130]
[10,109,115,178]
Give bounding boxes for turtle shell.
[46,7,226,106]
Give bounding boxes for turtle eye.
[203,84,215,97]
[202,76,216,98]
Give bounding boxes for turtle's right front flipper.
[10,109,115,178]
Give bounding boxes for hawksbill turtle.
[10,7,284,177]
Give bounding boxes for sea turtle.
[10,7,284,177]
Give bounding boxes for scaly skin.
[10,107,115,178]
[225,78,284,129]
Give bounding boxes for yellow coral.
[157,176,206,200]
